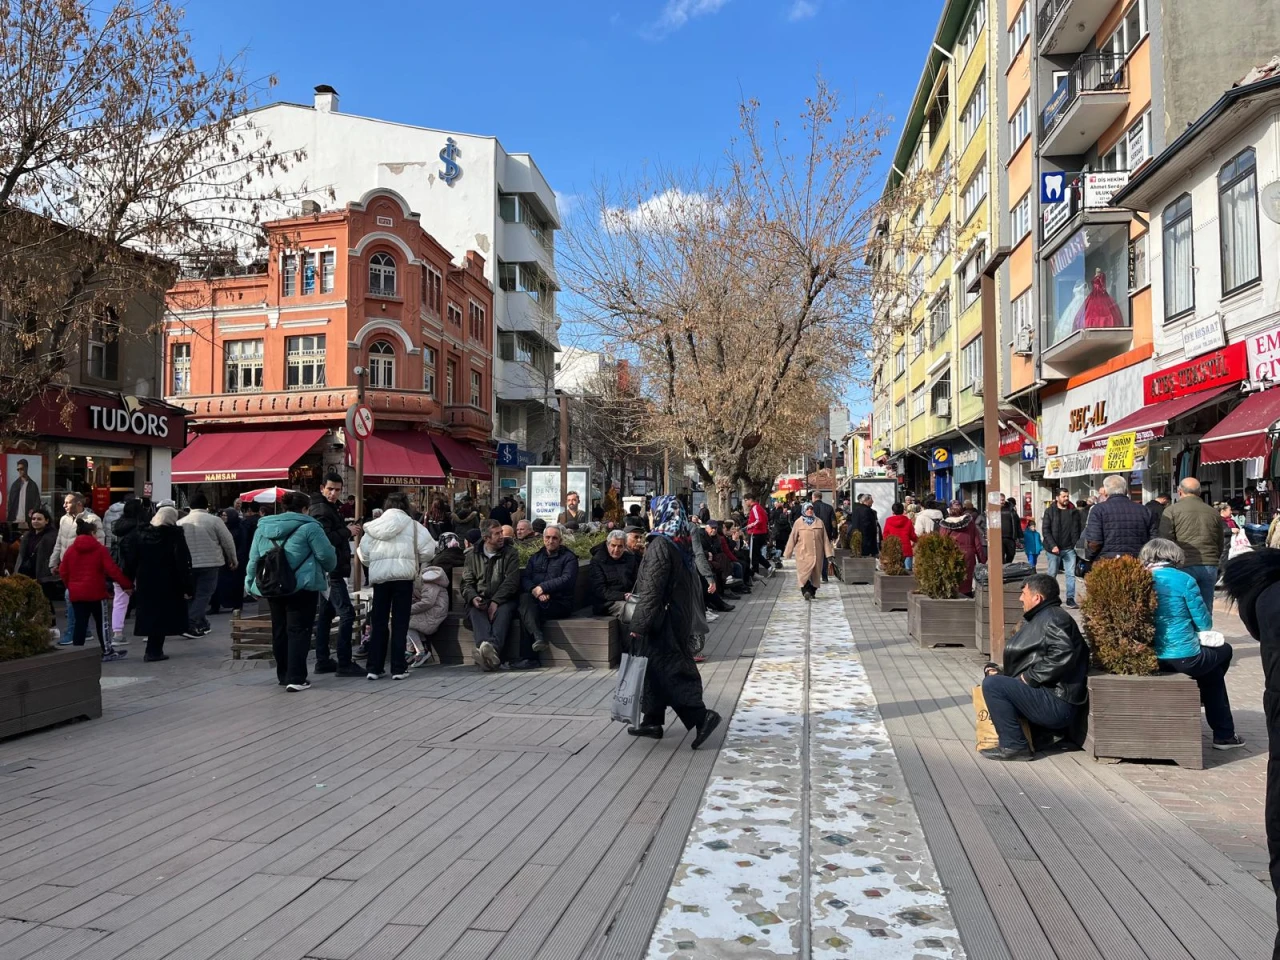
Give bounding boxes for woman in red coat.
[939,502,987,596]
[881,502,919,570]
[59,518,132,661]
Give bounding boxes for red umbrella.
[237,486,291,504]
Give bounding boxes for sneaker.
[725,577,741,586]
[111,632,126,647]
[102,650,127,662]
[285,681,311,692]
[335,662,365,677]
[1213,734,1246,750]
[57,635,74,646]
[508,658,541,671]
[314,660,338,674]
[143,654,169,662]
[531,635,549,653]
[1065,598,1077,609]
[366,672,384,681]
[181,630,202,639]
[472,644,488,671]
[479,641,501,671]
[706,612,719,622]
[391,672,410,680]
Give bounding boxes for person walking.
[1023,521,1042,570]
[120,506,194,662]
[210,507,249,616]
[940,502,986,596]
[17,507,61,626]
[626,495,721,748]
[106,499,149,647]
[784,502,835,600]
[1041,490,1083,608]
[49,492,103,647]
[1158,477,1225,613]
[1084,475,1157,561]
[744,494,774,579]
[882,502,918,570]
[244,490,336,691]
[178,493,238,638]
[310,473,362,676]
[915,499,945,537]
[851,494,879,558]
[357,492,436,680]
[1001,498,1021,565]
[461,519,522,671]
[59,519,131,661]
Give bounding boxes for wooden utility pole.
[978,248,1011,660]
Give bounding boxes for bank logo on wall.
[439,137,461,186]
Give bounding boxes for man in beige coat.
[784,502,834,600]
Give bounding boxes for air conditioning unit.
[934,398,951,418]
[1013,326,1034,355]
[971,377,983,396]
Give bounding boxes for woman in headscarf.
[626,495,721,749]
[121,506,194,662]
[784,501,835,600]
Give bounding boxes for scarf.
[800,504,817,526]
[648,494,693,569]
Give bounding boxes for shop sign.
[928,446,951,471]
[952,447,980,466]
[1022,442,1037,461]
[1143,342,1247,402]
[1181,313,1225,359]
[1044,450,1105,479]
[88,405,173,439]
[1083,171,1130,208]
[1103,431,1137,472]
[999,421,1037,458]
[1042,193,1075,242]
[22,390,186,449]
[1246,324,1280,384]
[1068,400,1108,434]
[370,476,428,487]
[203,471,238,482]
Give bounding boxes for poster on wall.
[526,466,591,523]
[4,452,43,526]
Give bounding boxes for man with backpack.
[244,490,336,692]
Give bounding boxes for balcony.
[500,290,559,338]
[444,403,492,443]
[1040,218,1134,377]
[1040,53,1129,156]
[172,387,445,425]
[1038,0,1117,56]
[498,223,557,285]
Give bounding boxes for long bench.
[430,609,620,668]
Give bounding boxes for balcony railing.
[1040,53,1129,139]
[444,403,493,434]
[1037,0,1070,43]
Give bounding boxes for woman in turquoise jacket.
[1140,538,1243,749]
[244,490,337,691]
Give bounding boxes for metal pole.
[557,389,568,509]
[978,249,1011,661]
[663,449,670,495]
[352,366,366,594]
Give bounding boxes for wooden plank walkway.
[0,580,780,960]
[840,581,1277,960]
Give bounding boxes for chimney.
[301,199,321,216]
[314,84,339,113]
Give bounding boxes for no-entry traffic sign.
[346,403,374,442]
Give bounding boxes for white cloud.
[651,0,731,35]
[602,187,716,234]
[787,0,818,20]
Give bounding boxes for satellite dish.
[1262,181,1280,224]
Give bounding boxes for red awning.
[429,434,491,481]
[359,432,446,485]
[1078,385,1235,451]
[172,429,327,484]
[1198,389,1280,465]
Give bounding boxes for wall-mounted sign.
[1083,171,1130,208]
[1068,401,1108,434]
[1181,313,1226,359]
[1042,171,1069,205]
[952,447,980,466]
[999,421,1037,458]
[21,390,186,449]
[1246,323,1280,384]
[1103,431,1137,472]
[439,137,462,186]
[1143,342,1247,403]
[929,446,952,471]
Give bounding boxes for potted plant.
[0,575,101,737]
[873,535,914,611]
[906,534,975,647]
[838,530,876,584]
[1080,557,1204,768]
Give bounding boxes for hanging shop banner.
[1103,431,1137,472]
[1043,450,1105,480]
[999,421,1038,458]
[1143,342,1247,403]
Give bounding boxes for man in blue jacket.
[1083,474,1158,561]
[515,523,579,670]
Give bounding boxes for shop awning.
[429,434,491,481]
[1198,389,1280,465]
[360,432,446,485]
[1078,385,1235,451]
[172,429,327,484]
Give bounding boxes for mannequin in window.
[1057,278,1089,343]
[1075,268,1124,329]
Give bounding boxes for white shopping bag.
[610,653,648,726]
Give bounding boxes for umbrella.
[237,487,291,504]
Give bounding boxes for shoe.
[102,650,127,662]
[111,632,126,646]
[531,634,549,653]
[366,672,384,680]
[979,746,1032,761]
[472,644,488,670]
[628,724,663,739]
[706,612,720,622]
[232,608,242,619]
[286,681,311,692]
[480,641,501,671]
[314,660,338,674]
[355,642,369,658]
[508,658,541,671]
[693,655,707,663]
[1213,734,1246,750]
[198,626,212,636]
[335,662,365,677]
[57,636,74,646]
[391,672,410,680]
[725,577,741,586]
[143,654,169,662]
[1065,598,1077,609]
[692,710,721,749]
[182,630,202,639]
[718,602,735,612]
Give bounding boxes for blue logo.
[439,138,461,186]
[496,442,518,467]
[1041,171,1067,204]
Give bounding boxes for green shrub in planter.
[1081,556,1158,675]
[0,575,53,661]
[880,535,908,576]
[848,529,863,556]
[913,533,966,600]
[515,530,608,565]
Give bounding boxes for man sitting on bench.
[590,529,639,617]
[980,573,1089,761]
[514,523,579,670]
[460,520,521,672]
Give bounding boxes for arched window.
[368,340,396,388]
[368,252,397,297]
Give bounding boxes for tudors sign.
[21,389,186,449]
[88,405,171,438]
[1143,342,1247,403]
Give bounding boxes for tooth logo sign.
[1042,172,1066,204]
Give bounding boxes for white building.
[554,347,610,395]
[237,85,562,486]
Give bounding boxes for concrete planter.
[873,572,914,612]
[838,557,877,585]
[1085,671,1204,769]
[0,646,101,738]
[973,583,1026,656]
[907,592,976,648]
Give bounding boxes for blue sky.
[182,0,942,417]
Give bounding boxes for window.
[368,252,397,297]
[911,387,926,418]
[930,290,952,344]
[170,342,191,396]
[957,0,986,64]
[87,314,119,380]
[285,334,326,390]
[911,323,924,354]
[516,335,535,365]
[447,301,463,327]
[446,359,457,404]
[468,300,486,342]
[1219,148,1260,295]
[962,165,988,222]
[962,336,984,389]
[932,217,952,266]
[1046,222,1131,343]
[1008,1,1030,57]
[1129,233,1148,291]
[498,332,515,362]
[368,340,395,388]
[423,345,436,396]
[1162,194,1195,319]
[320,251,335,293]
[282,254,297,297]
[894,345,906,377]
[1011,290,1032,349]
[934,152,951,203]
[225,339,264,393]
[1106,0,1147,60]
[470,370,482,407]
[301,253,316,295]
[961,246,987,311]
[1011,193,1031,244]
[960,74,987,147]
[894,399,906,427]
[931,370,952,415]
[1008,97,1031,151]
[421,265,442,316]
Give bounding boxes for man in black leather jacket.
[980,573,1089,761]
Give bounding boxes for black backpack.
[254,524,304,598]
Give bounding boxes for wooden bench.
[230,614,273,660]
[430,608,619,668]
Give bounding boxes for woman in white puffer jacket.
[356,493,437,679]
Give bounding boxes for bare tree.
[0,0,302,431]
[563,78,933,514]
[567,363,662,496]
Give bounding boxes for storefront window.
[54,452,135,504]
[1044,223,1131,349]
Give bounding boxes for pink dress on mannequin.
[1075,270,1124,329]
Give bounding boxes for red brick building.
[165,188,494,505]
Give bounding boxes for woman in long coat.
[939,503,986,596]
[626,496,721,749]
[120,506,194,661]
[784,502,834,600]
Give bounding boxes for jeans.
[268,590,318,685]
[467,600,517,657]
[982,674,1077,750]
[1182,564,1218,614]
[187,567,219,632]
[1046,548,1077,601]
[904,557,913,571]
[367,579,413,675]
[1160,643,1236,739]
[64,588,76,641]
[314,577,355,666]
